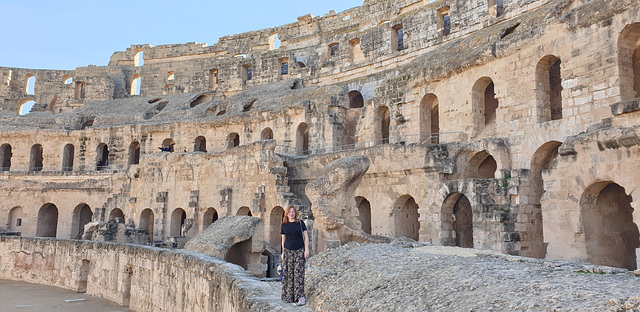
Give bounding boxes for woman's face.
[287,208,296,221]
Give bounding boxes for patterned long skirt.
[282,248,305,303]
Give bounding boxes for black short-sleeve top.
[281,220,307,250]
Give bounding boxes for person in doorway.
[281,206,309,305]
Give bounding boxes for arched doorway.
[36,203,58,237]
[194,136,207,152]
[296,123,309,155]
[203,208,219,229]
[227,133,240,149]
[139,208,154,242]
[261,128,273,140]
[376,106,390,145]
[442,193,473,248]
[420,94,439,143]
[109,208,124,221]
[393,195,420,240]
[62,144,74,171]
[70,204,92,239]
[170,208,186,236]
[30,144,43,172]
[581,182,639,270]
[128,141,140,165]
[96,143,109,170]
[269,206,285,251]
[472,77,498,131]
[467,151,497,179]
[356,197,372,234]
[0,143,11,171]
[237,206,252,216]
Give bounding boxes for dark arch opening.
[30,144,43,172]
[36,203,58,237]
[393,196,420,240]
[194,136,207,152]
[96,143,109,170]
[348,91,364,108]
[62,144,74,171]
[71,204,92,239]
[356,197,372,234]
[170,208,187,236]
[1,144,12,171]
[442,193,473,248]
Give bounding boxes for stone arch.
[62,143,74,171]
[261,128,273,140]
[170,208,187,236]
[268,206,285,251]
[227,133,240,149]
[134,50,144,67]
[580,182,639,270]
[376,106,390,145]
[70,204,92,239]
[8,206,23,232]
[29,144,43,172]
[467,151,497,179]
[36,203,58,237]
[236,206,252,216]
[139,208,154,242]
[109,208,124,221]
[202,207,218,229]
[472,77,498,131]
[296,123,309,155]
[194,136,207,152]
[63,75,73,85]
[131,74,141,95]
[441,193,473,248]
[96,143,109,170]
[356,196,372,234]
[19,99,35,115]
[420,93,439,143]
[536,55,563,122]
[349,91,364,109]
[526,141,562,259]
[618,23,640,100]
[1,143,12,171]
[392,195,420,240]
[128,141,140,165]
[25,74,35,95]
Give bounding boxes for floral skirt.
[282,248,305,303]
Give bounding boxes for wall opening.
[536,55,563,122]
[78,259,90,293]
[63,76,73,85]
[467,151,497,179]
[25,74,35,95]
[581,182,639,270]
[29,144,43,172]
[227,133,240,149]
[376,106,390,144]
[270,32,281,50]
[280,58,289,76]
[329,43,339,57]
[202,208,218,230]
[209,69,219,89]
[269,206,284,251]
[139,208,154,242]
[194,136,207,152]
[349,90,364,109]
[225,239,252,271]
[261,128,273,140]
[243,64,253,82]
[96,143,109,170]
[167,71,175,81]
[392,24,404,51]
[75,81,86,100]
[131,74,141,95]
[618,23,640,100]
[19,100,35,115]
[350,38,365,62]
[356,197,372,235]
[8,206,23,232]
[442,193,473,247]
[36,203,58,237]
[62,144,74,171]
[161,138,175,152]
[170,208,186,236]
[1,144,12,171]
[420,93,439,143]
[393,196,420,240]
[438,7,451,36]
[236,206,252,216]
[472,77,498,132]
[70,204,92,239]
[488,0,504,17]
[134,50,144,67]
[109,208,124,221]
[128,141,140,165]
[296,122,309,155]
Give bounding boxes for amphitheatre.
[1,0,640,310]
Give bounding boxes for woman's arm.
[281,234,286,260]
[303,230,309,259]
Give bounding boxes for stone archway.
[356,196,372,234]
[170,208,186,236]
[581,182,639,270]
[393,195,420,240]
[268,206,284,251]
[36,203,58,237]
[442,193,473,248]
[70,204,92,239]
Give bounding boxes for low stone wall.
[0,237,292,312]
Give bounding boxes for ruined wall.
[0,237,294,312]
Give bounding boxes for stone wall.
[0,236,293,311]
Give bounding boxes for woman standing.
[281,206,309,305]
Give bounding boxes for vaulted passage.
[71,204,92,239]
[356,197,371,235]
[36,203,58,237]
[442,193,473,248]
[581,182,639,270]
[170,208,187,236]
[194,136,207,152]
[393,195,420,240]
[139,208,154,242]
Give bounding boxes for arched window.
[236,206,252,216]
[63,75,73,85]
[296,123,309,155]
[36,203,58,237]
[194,136,207,152]
[160,138,175,152]
[203,208,218,229]
[25,74,35,95]
[227,133,240,149]
[376,106,390,145]
[349,91,364,108]
[617,23,640,100]
[96,143,109,170]
[170,208,187,236]
[134,50,144,67]
[19,100,35,115]
[128,141,140,165]
[62,144,74,171]
[109,208,124,221]
[29,144,43,172]
[140,208,155,242]
[270,32,281,50]
[70,204,92,239]
[536,55,563,122]
[472,77,498,132]
[420,94,439,143]
[131,74,141,95]
[261,128,273,140]
[0,144,11,171]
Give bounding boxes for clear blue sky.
[0,0,364,70]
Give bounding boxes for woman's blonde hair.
[282,206,298,224]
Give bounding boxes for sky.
[0,0,364,70]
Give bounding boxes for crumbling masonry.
[1,0,640,279]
